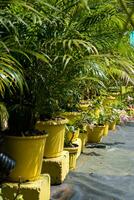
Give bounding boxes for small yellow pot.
[103,123,109,136]
[4,135,47,182]
[109,121,116,131]
[64,146,78,170]
[87,125,105,143]
[36,118,68,158]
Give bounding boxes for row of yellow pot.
[4,110,116,182]
[4,111,83,182]
[63,112,117,169]
[64,120,117,170]
[64,122,117,170]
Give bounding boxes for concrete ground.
[51,125,134,200]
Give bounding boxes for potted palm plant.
[0,6,47,181]
[1,1,86,160]
[3,92,48,182]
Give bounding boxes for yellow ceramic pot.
[64,146,78,170]
[36,118,68,158]
[103,123,109,136]
[4,135,47,182]
[109,121,116,131]
[87,125,105,143]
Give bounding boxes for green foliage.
[1,0,134,120]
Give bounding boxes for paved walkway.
[51,125,134,200]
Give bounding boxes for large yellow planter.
[61,112,81,125]
[109,121,116,131]
[87,125,105,143]
[36,118,68,158]
[64,146,78,170]
[103,123,109,136]
[4,135,47,182]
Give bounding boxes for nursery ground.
[51,125,134,200]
